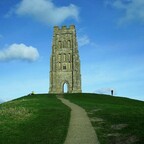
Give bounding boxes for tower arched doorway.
[63,82,69,93]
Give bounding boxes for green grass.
[64,93,144,144]
[0,94,70,144]
[1,93,144,144]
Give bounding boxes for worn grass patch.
[0,107,32,122]
[64,93,144,144]
[0,94,70,144]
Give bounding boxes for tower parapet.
[53,25,75,31]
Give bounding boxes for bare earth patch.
[125,135,139,144]
[111,124,128,130]
[90,117,104,122]
[107,133,121,137]
[108,135,139,144]
[89,116,139,144]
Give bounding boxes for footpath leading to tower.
[58,96,100,144]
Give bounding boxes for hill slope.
[0,93,144,144]
[64,93,144,144]
[0,94,70,144]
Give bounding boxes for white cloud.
[109,0,144,24]
[78,35,90,47]
[0,43,39,62]
[11,0,79,25]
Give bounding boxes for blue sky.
[0,0,144,101]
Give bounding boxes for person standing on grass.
[111,90,114,96]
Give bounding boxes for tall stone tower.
[49,25,82,93]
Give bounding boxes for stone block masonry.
[49,25,82,93]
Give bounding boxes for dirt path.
[58,97,100,144]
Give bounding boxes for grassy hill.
[64,93,144,144]
[0,93,144,144]
[0,94,70,144]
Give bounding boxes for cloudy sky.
[0,0,144,101]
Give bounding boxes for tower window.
[63,54,66,62]
[63,66,66,70]
[58,54,61,62]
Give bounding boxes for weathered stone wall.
[49,25,82,93]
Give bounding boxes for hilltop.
[0,93,144,144]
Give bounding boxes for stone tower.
[49,25,82,93]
